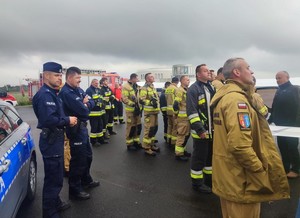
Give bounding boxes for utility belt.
[41,127,64,144]
[68,120,87,138]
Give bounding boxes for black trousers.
[191,138,213,186]
[277,136,300,173]
[69,127,93,194]
[89,116,103,144]
[162,112,168,140]
[114,100,124,122]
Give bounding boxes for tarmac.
[16,106,300,218]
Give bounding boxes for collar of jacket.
[278,81,292,89]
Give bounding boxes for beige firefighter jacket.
[174,85,188,118]
[139,83,160,114]
[122,81,139,113]
[210,80,290,203]
[165,83,178,116]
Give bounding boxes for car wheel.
[26,156,37,201]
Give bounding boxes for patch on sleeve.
[237,112,251,130]
[214,119,222,125]
[238,103,247,109]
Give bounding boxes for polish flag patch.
[238,103,247,109]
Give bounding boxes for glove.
[131,95,136,101]
[109,95,115,102]
[134,103,140,116]
[173,101,179,112]
[151,98,158,108]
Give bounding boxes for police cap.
[43,62,63,73]
[171,77,179,83]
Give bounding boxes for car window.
[0,109,13,144]
[256,87,278,109]
[2,106,22,129]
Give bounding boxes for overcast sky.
[1,0,300,86]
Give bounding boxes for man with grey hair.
[269,70,300,178]
[210,58,289,218]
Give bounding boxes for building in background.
[172,64,194,80]
[136,68,172,82]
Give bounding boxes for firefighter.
[186,64,215,193]
[113,83,124,124]
[86,79,108,146]
[100,77,117,136]
[165,77,179,147]
[122,73,142,150]
[139,73,160,156]
[159,81,171,142]
[173,75,191,161]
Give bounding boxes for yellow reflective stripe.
[191,130,210,139]
[203,167,212,175]
[171,136,177,140]
[89,111,102,116]
[178,111,187,117]
[125,106,135,112]
[198,99,206,105]
[143,138,152,144]
[174,97,182,101]
[107,123,114,127]
[161,106,167,111]
[89,133,97,138]
[133,138,140,143]
[175,146,185,153]
[259,106,268,115]
[190,170,203,179]
[96,132,104,137]
[190,117,200,124]
[126,139,134,144]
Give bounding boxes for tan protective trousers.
[175,117,190,156]
[125,111,141,146]
[142,112,158,150]
[167,115,177,145]
[64,134,71,172]
[220,198,261,218]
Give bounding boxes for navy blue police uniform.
[59,82,98,198]
[32,62,70,218]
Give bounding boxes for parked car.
[0,101,37,218]
[0,91,18,107]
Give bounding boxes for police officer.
[186,64,215,193]
[32,62,77,218]
[100,77,117,136]
[59,67,99,200]
[139,73,160,156]
[165,77,179,147]
[122,73,142,150]
[86,79,108,146]
[173,75,191,161]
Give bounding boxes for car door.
[0,105,30,218]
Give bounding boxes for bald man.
[269,71,300,178]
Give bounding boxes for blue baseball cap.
[43,62,63,73]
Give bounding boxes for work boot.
[99,139,108,144]
[92,142,101,147]
[184,151,191,157]
[57,201,71,212]
[104,132,110,139]
[134,142,142,150]
[175,155,189,161]
[127,145,138,151]
[192,184,212,194]
[151,145,160,152]
[109,131,117,135]
[144,149,156,156]
[69,191,90,200]
[83,181,100,189]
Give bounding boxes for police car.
[0,91,18,107]
[0,101,37,218]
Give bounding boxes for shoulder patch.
[237,112,251,130]
[238,102,247,109]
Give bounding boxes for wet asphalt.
[16,106,299,218]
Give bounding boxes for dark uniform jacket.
[159,89,167,114]
[269,81,300,126]
[59,83,94,122]
[186,80,215,139]
[86,85,103,115]
[32,84,69,157]
[100,85,114,110]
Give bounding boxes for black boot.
[192,179,212,194]
[204,174,212,188]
